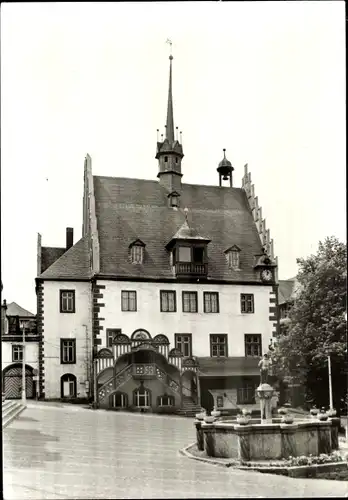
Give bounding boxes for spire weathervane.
[166,38,173,58]
[165,39,174,142]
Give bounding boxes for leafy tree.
[271,236,347,411]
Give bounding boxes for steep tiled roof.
[278,279,296,305]
[38,236,91,279]
[94,176,264,281]
[197,356,259,377]
[6,302,34,317]
[41,247,66,274]
[170,219,209,242]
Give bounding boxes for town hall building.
[35,54,279,415]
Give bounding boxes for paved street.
[3,402,348,499]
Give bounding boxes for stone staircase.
[176,396,204,417]
[2,400,26,428]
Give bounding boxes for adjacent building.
[35,55,279,413]
[1,301,39,399]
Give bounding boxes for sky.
[1,1,346,313]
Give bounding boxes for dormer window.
[225,245,241,270]
[192,247,204,263]
[129,239,145,264]
[168,191,180,208]
[178,246,191,262]
[166,217,211,277]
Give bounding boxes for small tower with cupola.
[217,149,234,187]
[156,53,184,193]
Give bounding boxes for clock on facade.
[260,269,273,282]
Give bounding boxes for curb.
[180,443,348,478]
[179,443,235,468]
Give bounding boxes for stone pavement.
[3,402,348,499]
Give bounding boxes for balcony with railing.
[1,317,39,341]
[175,262,208,276]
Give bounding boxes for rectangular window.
[237,385,256,404]
[60,339,76,364]
[12,345,23,362]
[178,246,191,262]
[159,395,174,406]
[60,290,75,313]
[106,328,121,348]
[160,291,176,312]
[210,334,228,357]
[121,291,137,311]
[182,292,198,313]
[244,334,262,357]
[192,247,204,263]
[229,251,240,269]
[241,294,254,313]
[8,316,19,334]
[204,292,219,313]
[175,334,192,357]
[131,245,143,264]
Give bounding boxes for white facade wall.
[99,280,274,357]
[43,281,93,399]
[1,342,39,372]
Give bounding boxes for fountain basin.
[201,419,333,461]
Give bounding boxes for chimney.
[66,228,74,251]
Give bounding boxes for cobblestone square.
[3,403,348,499]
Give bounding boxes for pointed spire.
[166,54,174,143]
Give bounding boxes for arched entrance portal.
[3,364,35,399]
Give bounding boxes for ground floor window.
[237,385,256,405]
[158,395,174,406]
[61,373,77,398]
[133,387,150,407]
[110,392,128,408]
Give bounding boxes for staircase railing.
[98,364,132,403]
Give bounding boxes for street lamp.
[345,311,347,441]
[328,353,333,411]
[19,320,28,405]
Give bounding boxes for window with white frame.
[110,392,128,408]
[158,395,174,406]
[134,388,150,407]
[182,292,198,313]
[12,345,23,362]
[210,334,228,357]
[160,291,176,312]
[121,291,137,311]
[204,292,219,313]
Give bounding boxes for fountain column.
[256,383,275,422]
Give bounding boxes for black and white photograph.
[1,1,347,498]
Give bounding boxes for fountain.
[195,360,339,462]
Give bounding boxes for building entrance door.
[3,365,34,399]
